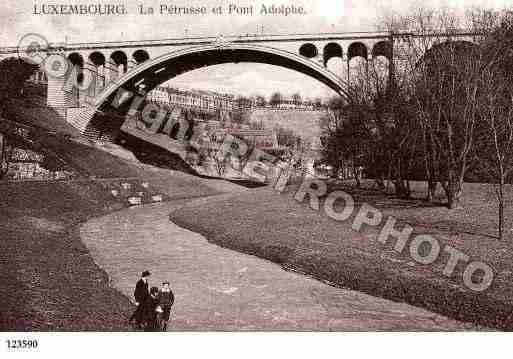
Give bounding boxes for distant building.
[147,86,236,112]
[147,86,321,113]
[234,97,256,110]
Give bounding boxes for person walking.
[129,270,151,329]
[157,281,175,331]
[142,286,161,331]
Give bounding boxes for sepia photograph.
[1,0,513,357]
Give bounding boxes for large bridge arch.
[82,43,352,136]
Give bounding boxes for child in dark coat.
[157,281,175,330]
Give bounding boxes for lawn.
[169,179,513,330]
[0,180,134,330]
[0,116,234,330]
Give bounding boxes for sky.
[2,0,512,99]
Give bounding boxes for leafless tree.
[269,92,283,107]
[478,68,513,239]
[208,147,228,177]
[320,96,373,187]
[0,132,8,180]
[200,133,228,177]
[255,95,267,107]
[292,93,302,105]
[473,10,513,239]
[381,8,486,208]
[345,39,421,197]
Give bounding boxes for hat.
[162,281,170,285]
[141,270,151,277]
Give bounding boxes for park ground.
[170,179,513,330]
[79,198,473,330]
[1,97,512,330]
[0,107,236,330]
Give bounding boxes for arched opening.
[370,41,392,89]
[348,42,368,61]
[372,41,392,60]
[88,52,106,90]
[299,43,318,58]
[84,44,350,140]
[133,49,150,64]
[97,45,348,108]
[67,52,85,87]
[369,56,390,89]
[347,43,369,84]
[89,51,106,66]
[68,52,84,67]
[323,42,343,66]
[110,50,128,73]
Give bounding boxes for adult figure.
[142,286,161,331]
[129,270,151,328]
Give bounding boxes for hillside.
[249,109,325,142]
[0,113,243,330]
[4,96,81,138]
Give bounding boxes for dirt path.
[79,199,473,330]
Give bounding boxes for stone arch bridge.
[1,30,478,142]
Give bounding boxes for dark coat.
[157,290,175,308]
[134,278,149,304]
[142,295,160,331]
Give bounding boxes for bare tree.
[200,132,228,177]
[269,92,283,107]
[274,124,300,148]
[313,97,323,109]
[478,69,513,239]
[255,95,267,107]
[344,40,422,197]
[0,132,8,180]
[474,10,513,239]
[207,146,228,176]
[0,57,39,101]
[320,96,372,187]
[381,8,486,207]
[291,93,302,105]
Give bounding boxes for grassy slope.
[0,161,227,330]
[0,180,133,330]
[169,181,513,330]
[0,110,233,330]
[4,95,202,177]
[249,109,324,141]
[4,97,81,138]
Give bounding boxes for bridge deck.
[1,30,479,54]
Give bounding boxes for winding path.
[80,198,472,330]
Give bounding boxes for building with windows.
[147,86,319,113]
[147,86,237,113]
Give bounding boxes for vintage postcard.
[1,0,512,357]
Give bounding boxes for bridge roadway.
[1,30,477,54]
[79,194,474,330]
